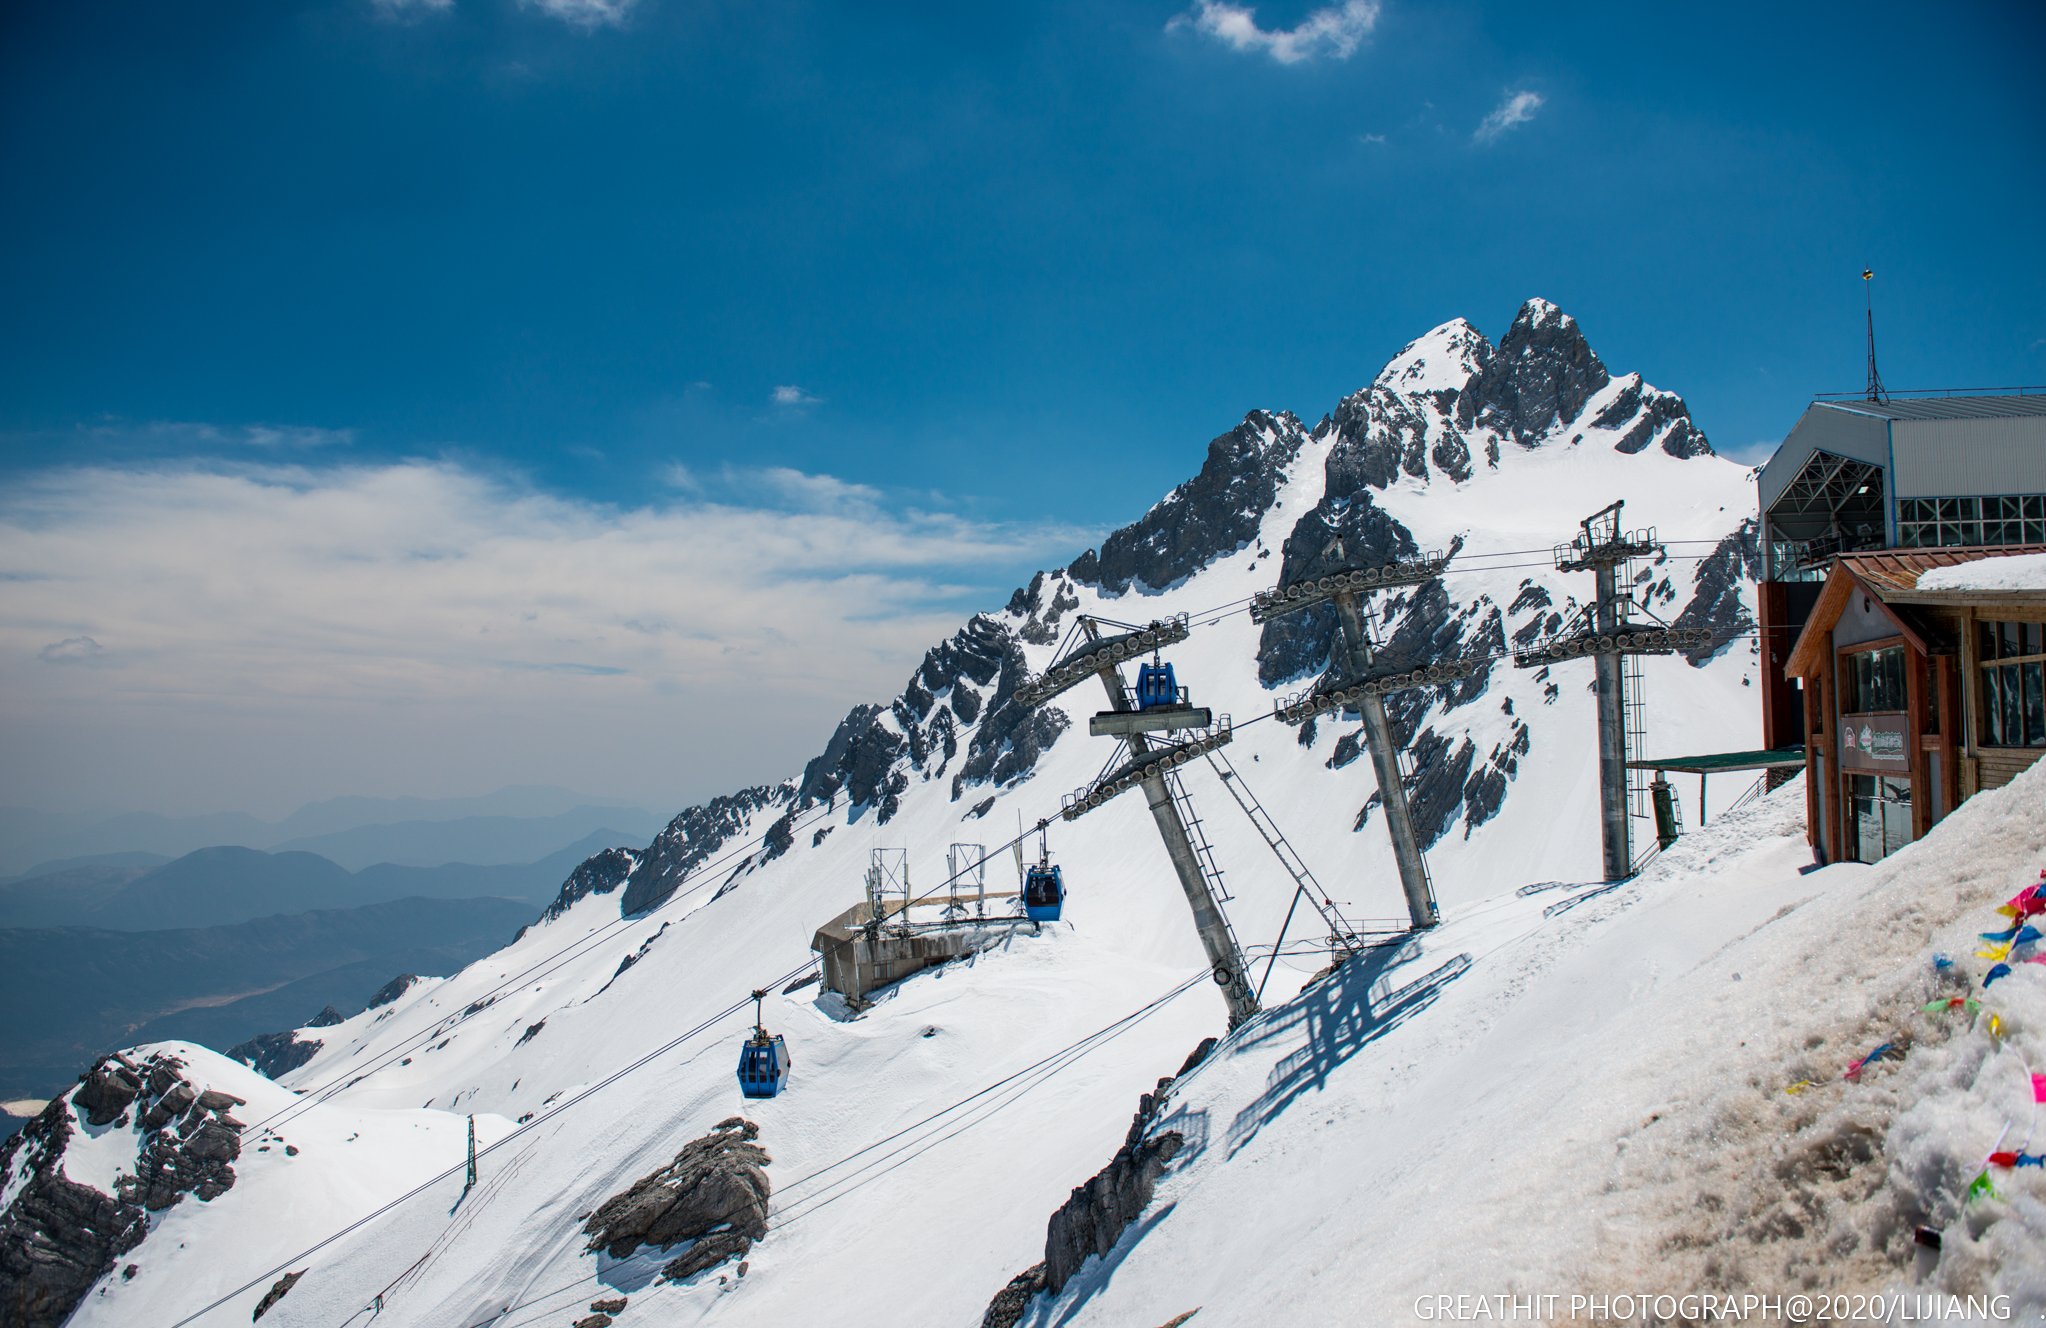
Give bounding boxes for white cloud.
[523,0,637,28]
[1169,0,1381,64]
[771,385,821,406]
[372,0,454,15]
[1474,90,1544,144]
[38,637,103,665]
[0,461,1093,815]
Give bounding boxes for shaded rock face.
[251,1269,303,1320]
[543,848,641,921]
[1673,517,1761,665]
[1457,299,1612,447]
[1068,410,1311,595]
[305,1005,346,1028]
[367,972,420,1010]
[980,1036,1216,1327]
[619,788,791,916]
[581,1117,770,1285]
[0,1052,245,1328]
[226,1029,322,1081]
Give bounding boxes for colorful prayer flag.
[2033,1073,2046,1103]
[1968,1169,2000,1203]
[1985,963,2014,988]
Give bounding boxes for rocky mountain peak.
[1456,298,1611,445]
[1369,317,1492,395]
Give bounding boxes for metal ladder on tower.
[1203,748,1382,997]
[1162,767,1256,997]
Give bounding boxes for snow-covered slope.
[6,300,1821,1327]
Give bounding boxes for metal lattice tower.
[945,844,987,919]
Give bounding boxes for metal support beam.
[1592,561,1631,880]
[1085,623,1259,1027]
[1331,590,1439,930]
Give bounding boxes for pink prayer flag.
[2034,1074,2046,1103]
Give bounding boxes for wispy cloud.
[523,0,637,28]
[372,0,454,17]
[771,385,821,406]
[0,460,1095,813]
[1168,0,1381,64]
[1474,90,1544,144]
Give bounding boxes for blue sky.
[2,0,2041,817]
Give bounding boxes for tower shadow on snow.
[1218,940,1474,1161]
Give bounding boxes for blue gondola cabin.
[1023,863,1064,922]
[1135,662,1179,710]
[737,1031,790,1098]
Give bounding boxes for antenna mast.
[1863,267,1887,403]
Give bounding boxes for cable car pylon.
[1023,615,1259,1028]
[1251,543,1446,930]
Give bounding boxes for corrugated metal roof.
[1838,545,2046,595]
[1817,395,2046,422]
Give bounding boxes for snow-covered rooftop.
[1918,551,2046,593]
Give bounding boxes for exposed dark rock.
[620,786,791,916]
[0,1094,147,1328]
[1461,721,1531,839]
[74,1061,142,1128]
[1068,410,1310,594]
[542,848,640,922]
[0,1050,247,1328]
[582,1117,769,1283]
[982,1264,1048,1328]
[305,1006,346,1028]
[1506,579,1552,616]
[981,1037,1216,1328]
[1672,517,1760,665]
[591,1298,628,1314]
[1456,299,1611,446]
[1594,374,1716,458]
[367,972,421,1009]
[251,1269,303,1320]
[759,812,795,864]
[1326,730,1364,770]
[574,1316,613,1328]
[230,1027,321,1080]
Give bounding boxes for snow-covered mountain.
[0,300,1878,1328]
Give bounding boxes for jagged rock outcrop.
[1456,299,1613,448]
[251,1269,304,1320]
[1672,517,1760,664]
[0,1052,247,1327]
[227,1028,322,1080]
[1068,410,1311,594]
[305,1005,345,1028]
[984,1038,1216,1325]
[619,787,792,915]
[581,1116,770,1284]
[543,847,641,921]
[367,972,420,1009]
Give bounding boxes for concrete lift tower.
[1016,614,1259,1028]
[1510,500,1713,879]
[1251,544,1462,931]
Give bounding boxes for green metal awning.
[1624,747,1806,774]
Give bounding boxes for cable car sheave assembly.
[1021,613,1263,1028]
[1253,539,1445,933]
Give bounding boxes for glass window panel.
[2028,662,2045,746]
[2029,623,2045,656]
[1983,621,2002,662]
[1886,647,1906,708]
[1883,777,1912,858]
[1937,498,1956,520]
[1850,774,1880,864]
[1961,497,1982,520]
[1962,521,1984,546]
[2028,496,2046,520]
[2001,496,2024,520]
[2005,621,2024,657]
[2029,521,2046,545]
[1926,660,1939,734]
[1899,525,1922,548]
[1985,667,2004,745]
[2005,664,2024,745]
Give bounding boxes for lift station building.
[1757,391,2046,865]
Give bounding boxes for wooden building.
[1783,547,2046,864]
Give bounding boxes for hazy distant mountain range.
[0,784,662,877]
[0,894,538,1102]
